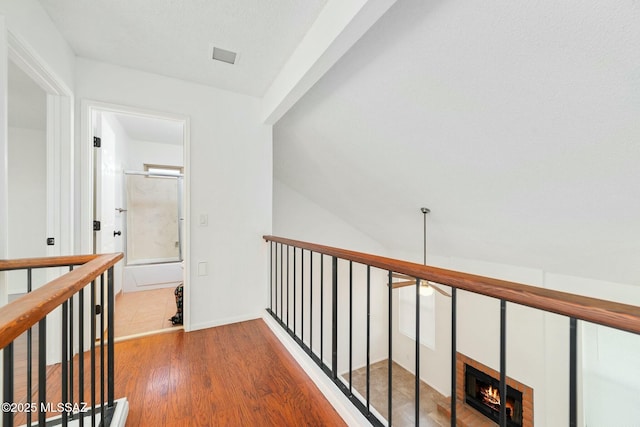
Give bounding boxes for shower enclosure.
[122,169,184,291]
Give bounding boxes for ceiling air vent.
[212,47,237,65]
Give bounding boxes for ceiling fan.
[390,207,451,297]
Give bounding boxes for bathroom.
[95,109,186,337]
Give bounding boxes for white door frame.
[0,28,74,364]
[8,30,74,259]
[80,100,191,331]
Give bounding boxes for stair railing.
[0,253,123,427]
[263,235,640,427]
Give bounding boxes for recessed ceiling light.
[212,47,237,65]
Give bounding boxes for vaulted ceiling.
[274,0,640,285]
[29,0,640,285]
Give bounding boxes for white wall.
[546,273,640,427]
[374,247,640,427]
[0,0,74,91]
[0,0,75,306]
[125,139,182,172]
[75,58,272,330]
[274,176,640,425]
[7,126,46,293]
[274,178,389,378]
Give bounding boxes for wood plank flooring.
[8,319,345,426]
[115,319,346,426]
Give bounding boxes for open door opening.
[88,104,189,338]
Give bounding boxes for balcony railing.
[0,253,123,427]
[263,235,640,427]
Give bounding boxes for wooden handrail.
[264,235,640,335]
[0,253,123,350]
[0,254,99,271]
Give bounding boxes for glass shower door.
[125,173,182,265]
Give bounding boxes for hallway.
[115,319,345,426]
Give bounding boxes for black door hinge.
[93,220,101,231]
[95,304,102,315]
[46,237,55,246]
[93,136,101,147]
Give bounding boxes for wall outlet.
[198,262,208,276]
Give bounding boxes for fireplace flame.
[481,385,501,406]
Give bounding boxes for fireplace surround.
[456,353,534,426]
[465,364,523,426]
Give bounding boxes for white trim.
[80,100,191,330]
[7,31,73,97]
[0,18,9,308]
[262,313,371,427]
[261,0,397,124]
[189,312,263,332]
[4,29,74,365]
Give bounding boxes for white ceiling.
[274,0,640,285]
[110,113,183,146]
[37,0,327,97]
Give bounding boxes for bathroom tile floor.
[114,287,181,338]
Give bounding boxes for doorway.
[82,102,190,337]
[6,60,47,294]
[2,31,74,364]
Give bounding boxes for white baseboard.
[189,312,263,332]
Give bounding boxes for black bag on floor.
[169,284,183,325]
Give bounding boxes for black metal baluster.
[388,270,393,426]
[3,342,14,427]
[349,261,353,395]
[79,287,85,427]
[499,300,507,427]
[26,268,33,427]
[286,245,290,329]
[100,273,105,422]
[270,241,273,312]
[69,266,74,417]
[279,243,283,323]
[569,317,577,427]
[91,279,96,427]
[450,288,457,427]
[293,247,297,335]
[366,265,371,414]
[38,317,47,426]
[320,255,324,367]
[415,278,421,426]
[108,267,115,407]
[62,300,69,426]
[69,265,75,418]
[309,251,313,357]
[301,249,304,344]
[331,256,338,380]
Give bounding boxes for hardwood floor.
[115,319,346,426]
[8,319,345,426]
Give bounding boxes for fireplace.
[464,364,523,426]
[454,353,534,427]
